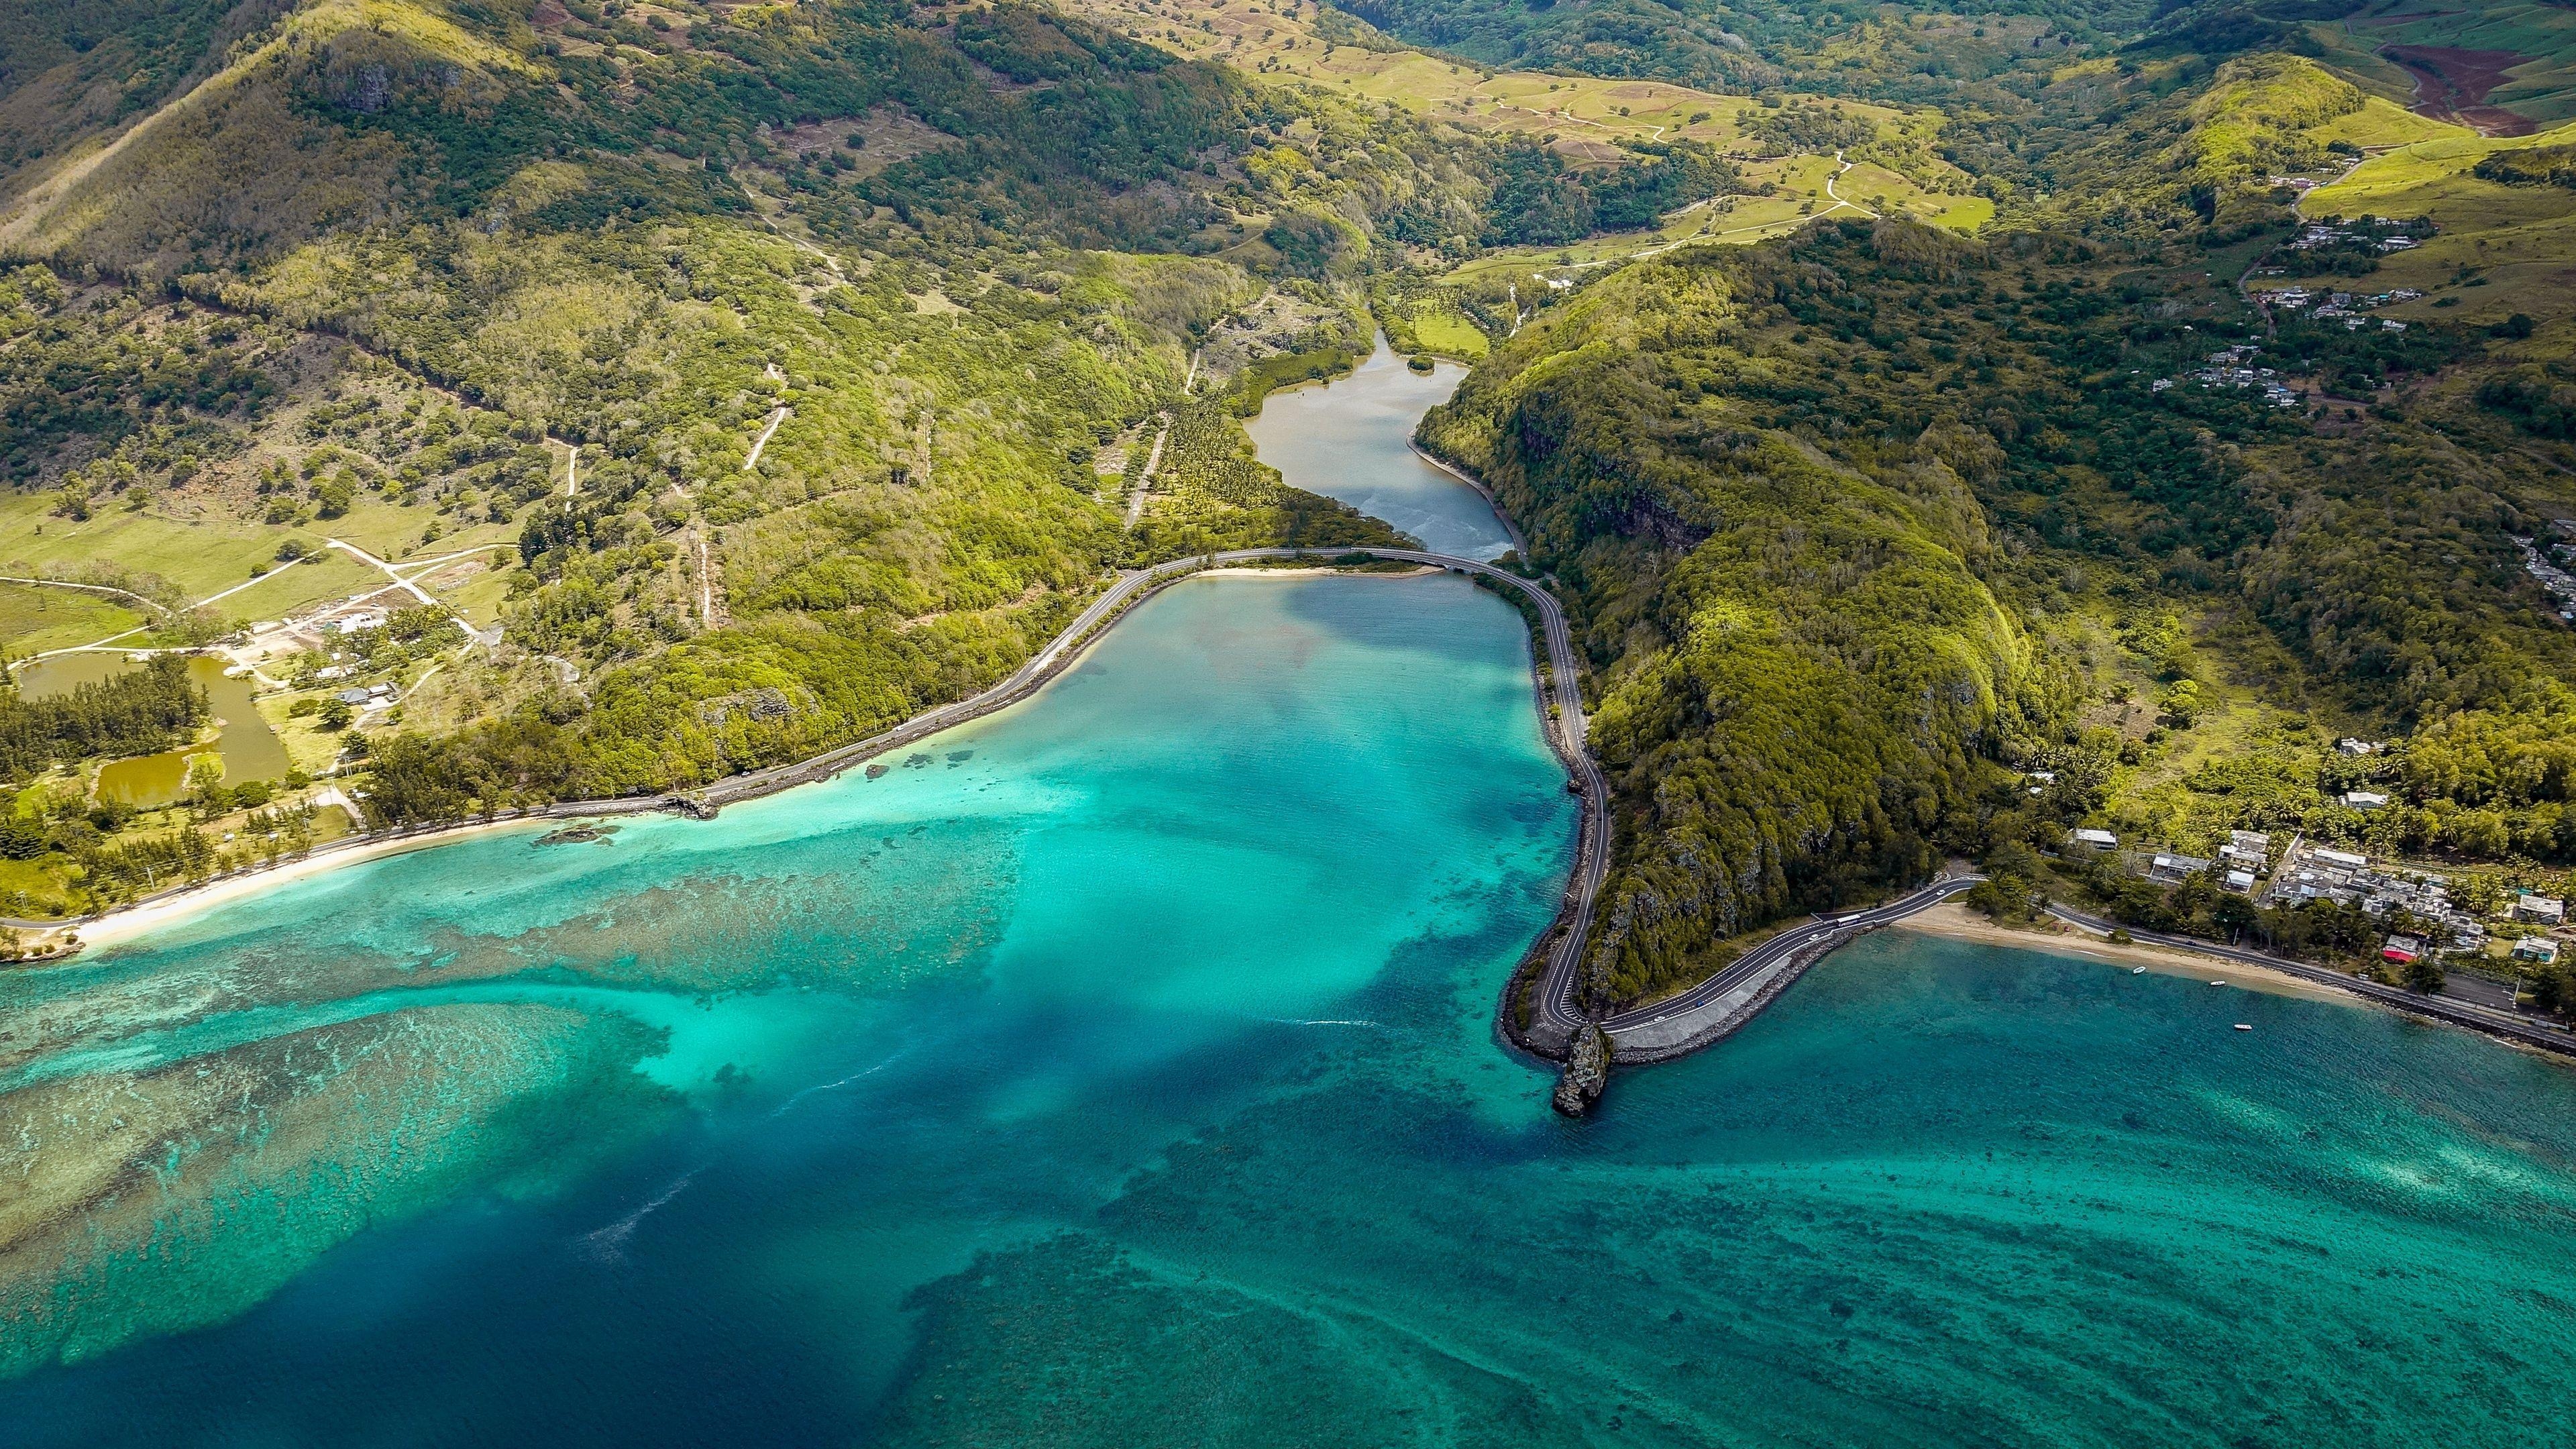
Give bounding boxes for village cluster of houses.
[2285,221,2421,254]
[2247,285,2418,332]
[2514,535,2576,623]
[2261,840,2496,954]
[2152,345,2304,407]
[2063,824,2568,969]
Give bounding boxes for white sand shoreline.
[30,816,555,956]
[1895,903,2355,1006]
[15,558,1466,961]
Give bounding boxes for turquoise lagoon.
[3,572,2575,1445]
[6,351,2576,1444]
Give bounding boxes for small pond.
[18,653,292,806]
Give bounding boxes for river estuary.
[3,360,2575,1445]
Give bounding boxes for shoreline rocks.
[1552,1024,1610,1116]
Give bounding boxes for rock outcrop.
[1551,1024,1611,1117]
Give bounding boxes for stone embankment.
[5,548,1607,968]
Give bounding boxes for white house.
[2070,828,2118,851]
[2147,853,2214,885]
[2343,790,2390,810]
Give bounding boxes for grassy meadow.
[2330,0,2576,127]
[2304,117,2576,327]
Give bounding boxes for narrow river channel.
[1244,341,1517,560]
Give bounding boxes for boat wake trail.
[584,1171,698,1263]
[586,1052,911,1260]
[772,1049,909,1118]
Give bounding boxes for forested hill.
[5,0,2576,1005]
[0,0,1601,845]
[1324,0,2163,113]
[1418,24,2576,1009]
[1424,225,2040,1006]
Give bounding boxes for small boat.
[2209,979,2226,987]
[2235,1024,2253,1032]
[2132,966,2146,975]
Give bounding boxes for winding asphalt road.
[1599,875,1985,1040]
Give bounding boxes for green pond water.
[2,572,2575,1445]
[1244,341,1515,561]
[18,653,291,805]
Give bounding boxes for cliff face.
[1424,223,2037,1010]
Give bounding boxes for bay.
[4,364,2575,1448]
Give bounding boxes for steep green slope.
[1429,173,2576,1002]
[0,0,1513,904]
[1328,0,2158,99]
[1424,223,2043,1006]
[0,0,288,184]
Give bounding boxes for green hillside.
[5,0,2576,1015]
[0,0,1551,912]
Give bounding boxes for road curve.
[1597,876,1978,1041]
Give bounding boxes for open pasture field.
[1059,0,1963,172]
[0,583,143,659]
[2304,116,2576,326]
[1443,152,1990,286]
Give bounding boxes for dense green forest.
[0,656,203,782]
[1422,34,2576,1005]
[1326,0,2158,99]
[0,0,1578,853]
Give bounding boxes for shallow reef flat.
[0,1003,675,1378]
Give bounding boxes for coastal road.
[2043,903,2576,1058]
[1279,548,1608,1043]
[673,544,1611,1034]
[3,546,1607,945]
[1597,875,1985,1053]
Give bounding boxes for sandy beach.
[1896,902,2357,1007]
[13,561,1484,963]
[29,816,554,956]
